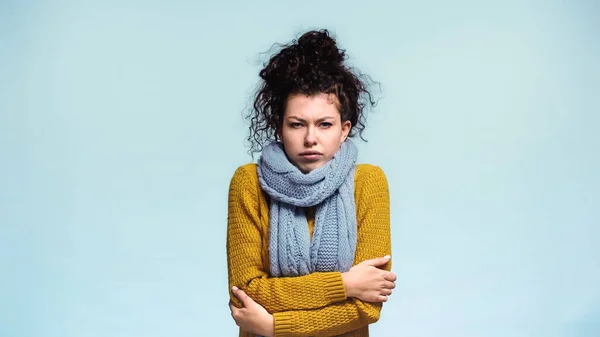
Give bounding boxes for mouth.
[300,151,322,156]
[299,151,323,161]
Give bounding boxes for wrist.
[341,272,354,298]
[263,314,274,337]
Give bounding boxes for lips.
[299,151,323,161]
[300,151,322,156]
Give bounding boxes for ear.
[341,120,351,142]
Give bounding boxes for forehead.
[284,93,340,118]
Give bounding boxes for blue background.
[1,0,598,336]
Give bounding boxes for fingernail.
[384,255,391,259]
[232,286,238,291]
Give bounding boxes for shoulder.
[231,163,258,178]
[354,164,389,198]
[355,164,387,184]
[229,163,259,190]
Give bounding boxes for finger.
[232,287,253,307]
[382,280,396,290]
[364,255,391,267]
[381,288,393,296]
[229,303,239,320]
[383,271,397,282]
[232,310,241,327]
[378,294,389,302]
[232,286,247,301]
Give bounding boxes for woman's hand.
[342,255,396,302]
[229,286,274,337]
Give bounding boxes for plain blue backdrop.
[1,0,598,336]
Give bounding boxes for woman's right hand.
[341,256,396,302]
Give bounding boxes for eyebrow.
[286,116,335,123]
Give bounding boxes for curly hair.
[245,29,377,155]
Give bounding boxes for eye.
[320,122,333,128]
[290,122,303,128]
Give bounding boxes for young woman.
[227,29,395,337]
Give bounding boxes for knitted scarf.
[257,140,358,278]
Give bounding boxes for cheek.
[281,129,302,151]
[329,129,344,144]
[324,135,342,154]
[279,127,291,142]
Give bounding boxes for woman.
[227,29,395,337]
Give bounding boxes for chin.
[298,162,324,174]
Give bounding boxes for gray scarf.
[257,140,358,277]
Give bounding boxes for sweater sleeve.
[272,165,392,337]
[227,165,348,313]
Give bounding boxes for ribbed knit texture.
[227,164,391,337]
[257,140,358,278]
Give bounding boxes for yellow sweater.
[227,163,391,337]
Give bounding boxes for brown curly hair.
[246,29,377,155]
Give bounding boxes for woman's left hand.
[229,286,275,337]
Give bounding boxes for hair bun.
[296,30,345,66]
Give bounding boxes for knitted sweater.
[227,163,392,337]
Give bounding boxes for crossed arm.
[226,165,394,337]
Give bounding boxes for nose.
[304,126,317,147]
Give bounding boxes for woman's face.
[279,93,351,173]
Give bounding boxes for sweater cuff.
[273,312,294,337]
[323,272,347,303]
